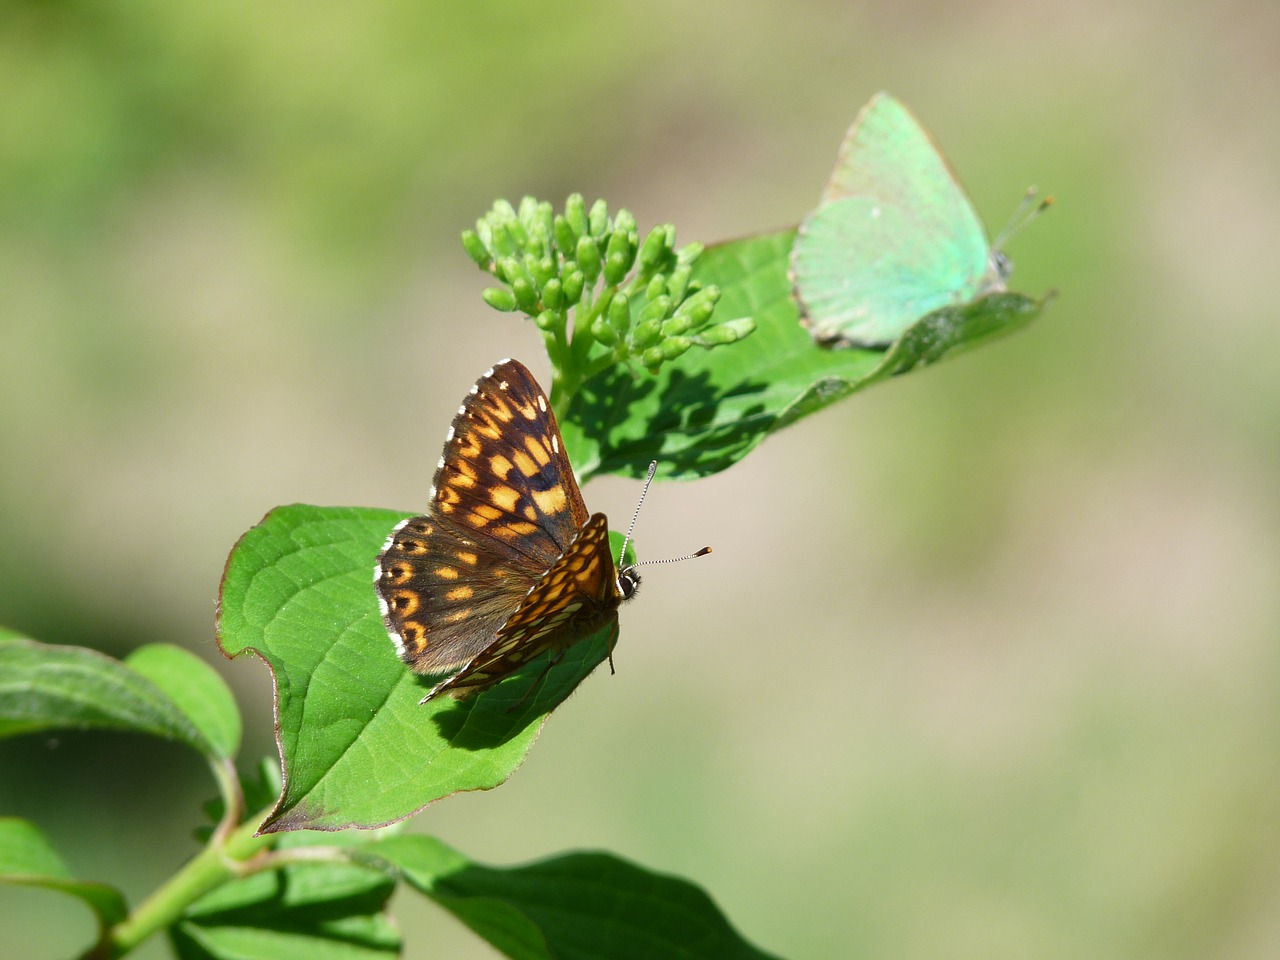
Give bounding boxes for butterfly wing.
[431,359,589,566]
[375,359,591,675]
[791,92,998,347]
[424,513,622,701]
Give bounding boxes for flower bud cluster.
[462,196,754,374]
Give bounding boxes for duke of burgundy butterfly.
[375,358,709,703]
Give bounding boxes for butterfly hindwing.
[376,513,542,674]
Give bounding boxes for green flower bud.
[661,315,694,337]
[632,318,663,349]
[534,200,554,239]
[607,292,630,332]
[542,278,564,311]
[676,241,705,266]
[674,285,720,325]
[637,295,672,324]
[638,225,674,273]
[588,198,610,237]
[534,309,563,331]
[491,222,521,259]
[512,275,538,314]
[693,316,757,346]
[505,217,530,252]
[604,230,635,286]
[641,346,664,371]
[526,253,555,290]
[604,251,630,287]
[492,256,519,284]
[666,264,691,301]
[490,198,518,222]
[517,195,540,224]
[645,275,667,303]
[565,194,588,238]
[562,268,585,305]
[554,215,578,259]
[614,208,637,238]
[661,336,692,361]
[685,298,718,328]
[590,315,618,345]
[461,229,491,267]
[482,287,518,312]
[576,235,602,284]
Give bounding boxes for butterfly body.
[790,91,1010,349]
[375,359,636,702]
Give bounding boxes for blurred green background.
[3,1,1278,957]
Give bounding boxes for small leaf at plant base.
[216,504,617,832]
[124,644,242,761]
[171,831,399,960]
[368,835,782,960]
[0,817,128,929]
[0,633,215,759]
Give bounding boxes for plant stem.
[86,807,275,959]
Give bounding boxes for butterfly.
[790,91,1045,349]
[374,359,667,703]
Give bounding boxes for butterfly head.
[989,187,1053,285]
[617,563,641,601]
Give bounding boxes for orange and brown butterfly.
[374,358,670,703]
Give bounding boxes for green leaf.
[216,504,617,833]
[124,644,242,761]
[0,633,215,758]
[0,816,128,929]
[368,835,782,960]
[170,833,399,960]
[559,229,1048,480]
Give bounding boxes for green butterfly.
[791,92,1044,349]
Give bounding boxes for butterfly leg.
[605,620,620,675]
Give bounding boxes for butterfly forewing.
[433,360,588,567]
[375,359,622,696]
[424,513,623,700]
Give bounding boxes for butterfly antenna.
[992,186,1054,254]
[618,460,658,570]
[618,460,712,575]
